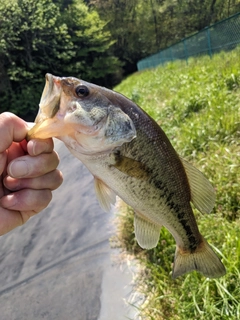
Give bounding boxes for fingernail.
[9,160,29,178]
[3,176,20,191]
[1,194,18,208]
[32,140,49,155]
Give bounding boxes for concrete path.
[0,140,139,320]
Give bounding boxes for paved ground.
[0,140,139,320]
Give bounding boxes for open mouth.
[35,74,62,122]
[40,74,55,107]
[26,74,63,140]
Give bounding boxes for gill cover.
[104,105,136,145]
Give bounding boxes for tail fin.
[172,238,226,279]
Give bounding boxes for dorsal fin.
[134,212,161,249]
[94,177,116,212]
[180,158,216,214]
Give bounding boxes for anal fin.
[134,212,161,249]
[94,178,116,212]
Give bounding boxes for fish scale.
[27,73,226,279]
[75,147,200,254]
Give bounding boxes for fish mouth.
[27,74,106,141]
[37,73,62,121]
[27,74,64,140]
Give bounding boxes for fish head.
[27,74,136,155]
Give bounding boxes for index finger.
[0,113,28,152]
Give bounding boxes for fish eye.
[75,85,89,97]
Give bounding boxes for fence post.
[183,39,188,64]
[170,46,173,61]
[206,27,212,58]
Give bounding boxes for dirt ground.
[0,140,139,320]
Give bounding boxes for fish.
[27,73,226,279]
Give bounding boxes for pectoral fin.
[134,212,161,249]
[112,152,149,180]
[181,158,216,214]
[94,178,116,212]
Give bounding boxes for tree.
[0,0,73,118]
[0,0,120,118]
[58,0,121,84]
[89,0,240,76]
[90,0,162,75]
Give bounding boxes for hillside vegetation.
[114,48,240,319]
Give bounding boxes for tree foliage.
[58,1,120,83]
[0,0,240,118]
[90,0,240,74]
[0,0,120,118]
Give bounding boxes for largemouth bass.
[28,74,226,279]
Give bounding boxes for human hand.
[0,112,63,235]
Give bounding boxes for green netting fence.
[137,12,240,71]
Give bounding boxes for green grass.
[114,48,240,319]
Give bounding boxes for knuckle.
[51,170,63,190]
[0,112,15,123]
[37,190,52,210]
[52,150,60,166]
